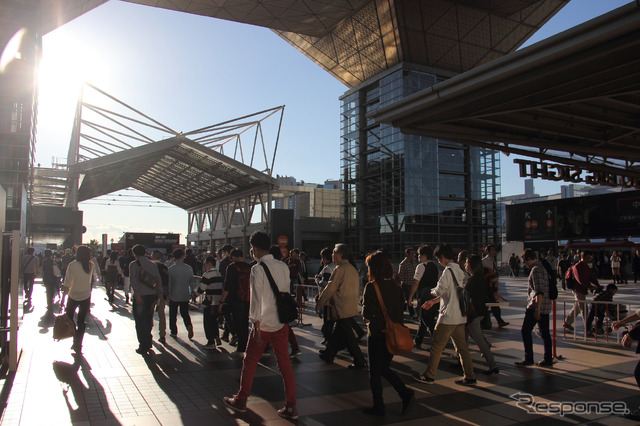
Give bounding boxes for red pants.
[235,325,296,406]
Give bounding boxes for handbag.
[260,262,298,324]
[136,260,158,289]
[53,314,76,341]
[371,281,413,355]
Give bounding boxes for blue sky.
[35,0,632,244]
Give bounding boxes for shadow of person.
[84,316,112,340]
[52,354,121,424]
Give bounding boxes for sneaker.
[277,404,299,420]
[455,378,477,386]
[563,323,574,331]
[515,360,534,367]
[290,349,302,358]
[412,373,435,384]
[537,360,554,368]
[223,396,246,413]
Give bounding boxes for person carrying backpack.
[220,248,252,354]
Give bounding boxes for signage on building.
[506,190,640,241]
[514,159,640,189]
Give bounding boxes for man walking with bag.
[223,231,298,419]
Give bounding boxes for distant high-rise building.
[524,179,535,196]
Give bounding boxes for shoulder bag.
[136,260,158,289]
[449,268,475,317]
[260,262,298,324]
[371,281,413,355]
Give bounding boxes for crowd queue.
[18,237,640,420]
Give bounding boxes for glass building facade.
[341,65,500,258]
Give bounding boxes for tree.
[87,239,101,254]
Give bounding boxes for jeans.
[169,301,192,335]
[415,288,437,344]
[235,325,296,405]
[466,316,496,368]
[367,335,412,409]
[521,309,552,363]
[425,322,475,380]
[134,295,156,350]
[232,301,250,352]
[66,296,91,349]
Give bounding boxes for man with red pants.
[223,231,297,419]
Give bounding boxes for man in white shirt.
[412,244,476,386]
[223,231,298,420]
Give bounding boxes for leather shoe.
[347,362,368,371]
[482,367,500,375]
[401,390,415,415]
[319,352,333,364]
[515,359,534,367]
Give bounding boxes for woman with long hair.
[63,245,94,353]
[361,251,415,417]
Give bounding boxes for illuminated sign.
[514,159,640,189]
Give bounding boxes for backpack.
[232,262,251,302]
[106,263,119,283]
[540,258,558,300]
[156,262,169,293]
[565,266,576,289]
[448,268,475,317]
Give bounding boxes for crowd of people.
[18,238,640,420]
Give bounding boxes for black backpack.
[540,258,558,300]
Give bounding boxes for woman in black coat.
[362,251,415,417]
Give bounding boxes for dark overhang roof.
[69,136,276,211]
[35,1,567,87]
[368,3,640,176]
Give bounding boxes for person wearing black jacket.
[362,251,415,417]
[408,245,439,349]
[464,255,498,375]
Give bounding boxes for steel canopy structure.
[368,3,640,179]
[69,136,276,211]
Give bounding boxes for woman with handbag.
[63,245,94,354]
[362,251,415,417]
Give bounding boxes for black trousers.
[232,301,250,352]
[66,296,91,349]
[325,317,366,365]
[203,304,220,343]
[169,301,192,334]
[367,335,411,409]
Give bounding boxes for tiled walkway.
[1,276,639,425]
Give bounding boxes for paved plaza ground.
[1,275,640,425]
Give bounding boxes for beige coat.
[317,259,360,320]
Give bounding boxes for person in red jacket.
[564,250,602,331]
